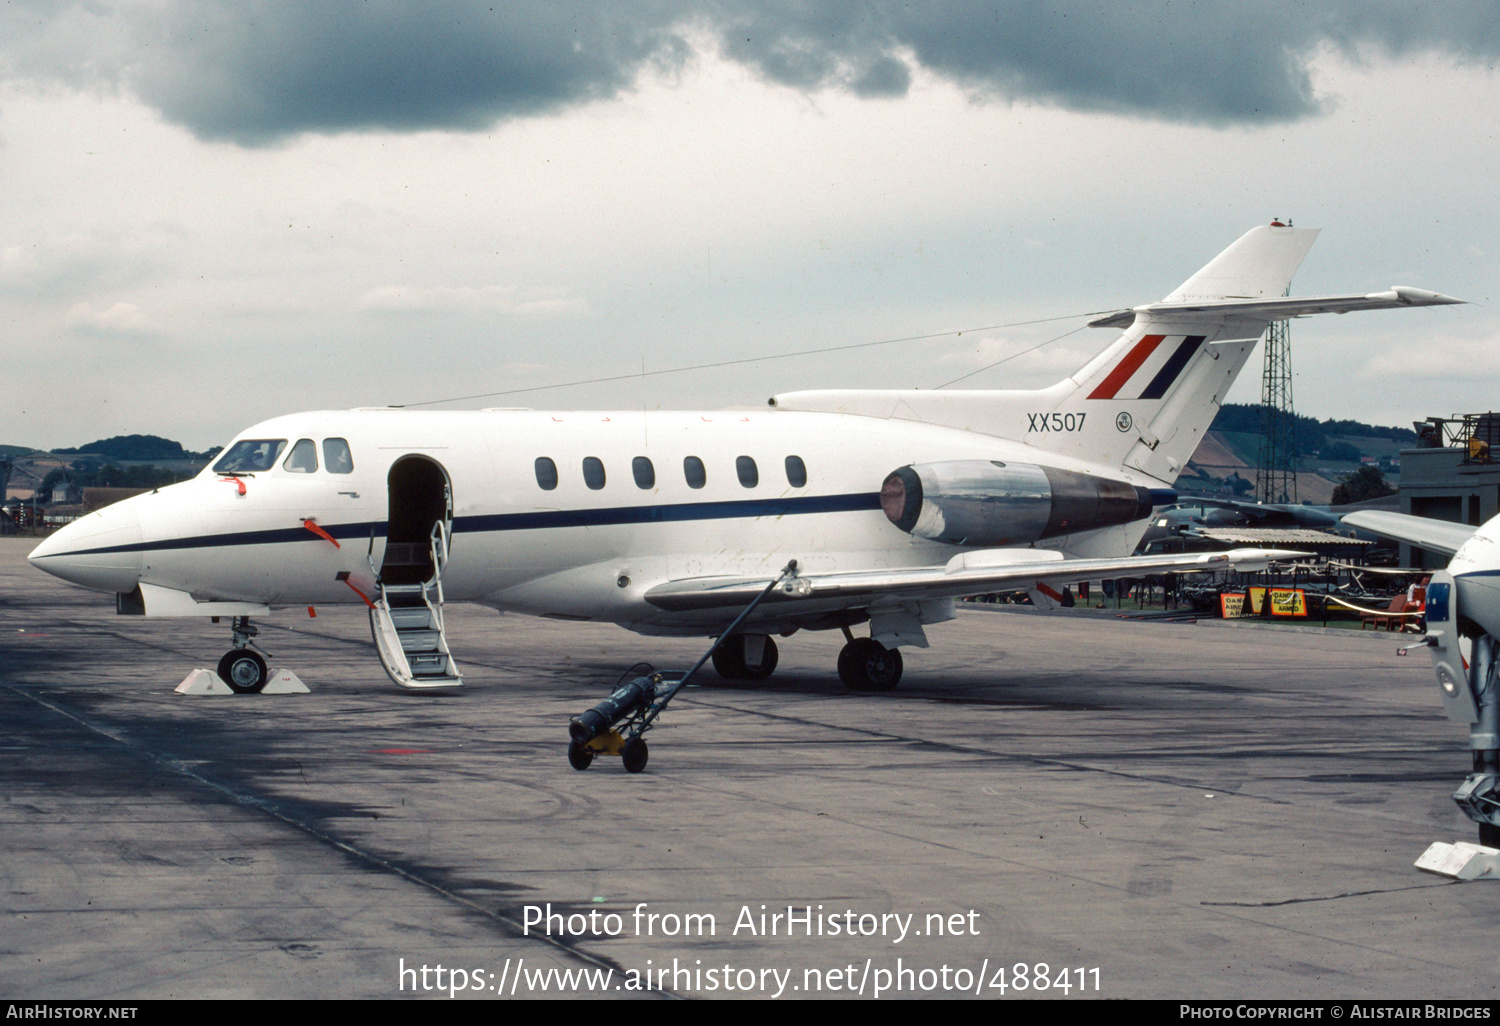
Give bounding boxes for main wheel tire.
[865,644,902,691]
[622,737,649,774]
[837,642,866,689]
[837,638,903,691]
[715,634,779,680]
[1480,821,1500,849]
[217,649,268,694]
[711,640,748,680]
[567,741,594,771]
[743,636,778,680]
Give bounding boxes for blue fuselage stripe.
[46,492,884,557]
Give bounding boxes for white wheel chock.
[262,669,310,694]
[175,667,309,695]
[176,668,233,695]
[1415,840,1500,880]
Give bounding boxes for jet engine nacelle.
[880,460,1161,547]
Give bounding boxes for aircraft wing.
[644,547,1307,612]
[1342,510,1476,558]
[1087,287,1465,329]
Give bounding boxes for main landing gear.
[710,633,779,680]
[709,628,903,690]
[837,627,903,691]
[216,616,271,694]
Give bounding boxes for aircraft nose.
[28,498,144,594]
[1456,574,1500,640]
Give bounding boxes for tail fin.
[771,224,1459,485]
[1037,224,1321,481]
[1164,223,1318,302]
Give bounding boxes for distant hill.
[1209,404,1416,455]
[51,434,216,462]
[1182,404,1411,503]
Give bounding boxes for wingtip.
[1387,286,1467,306]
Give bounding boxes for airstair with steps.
[369,521,463,689]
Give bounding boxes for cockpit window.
[283,439,318,473]
[323,438,354,474]
[213,439,287,473]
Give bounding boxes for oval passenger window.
[535,457,559,490]
[785,455,807,488]
[583,457,606,490]
[736,456,758,488]
[633,456,655,489]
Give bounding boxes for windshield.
[213,439,287,474]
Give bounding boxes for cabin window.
[632,456,655,489]
[736,456,758,488]
[323,438,354,474]
[534,457,558,490]
[683,456,706,489]
[213,439,287,474]
[785,455,807,488]
[283,439,318,473]
[583,457,606,490]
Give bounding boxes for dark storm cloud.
[127,2,696,142]
[5,1,1499,144]
[714,1,1500,122]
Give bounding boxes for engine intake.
[880,460,1162,546]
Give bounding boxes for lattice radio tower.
[1256,311,1297,504]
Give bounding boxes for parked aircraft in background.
[1136,497,1344,552]
[1343,510,1500,846]
[28,225,1459,711]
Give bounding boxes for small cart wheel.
[622,737,649,774]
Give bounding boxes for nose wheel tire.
[838,638,903,691]
[217,649,269,694]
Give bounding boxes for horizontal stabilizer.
[1088,287,1465,329]
[1343,510,1476,558]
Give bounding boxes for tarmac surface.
[2,535,1496,1001]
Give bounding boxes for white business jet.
[1341,510,1500,846]
[29,224,1459,707]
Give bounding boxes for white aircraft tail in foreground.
[30,223,1460,771]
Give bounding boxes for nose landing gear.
[216,616,271,694]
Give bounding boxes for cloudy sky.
[2,2,1497,452]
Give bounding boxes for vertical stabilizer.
[1022,224,1319,480]
[770,224,1384,487]
[1165,225,1319,302]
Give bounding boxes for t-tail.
[772,223,1462,485]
